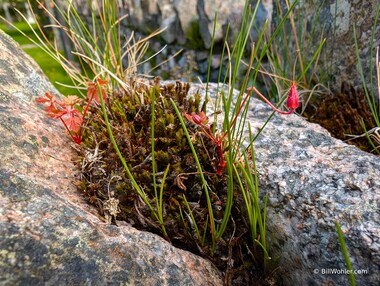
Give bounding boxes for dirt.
[302,82,379,154]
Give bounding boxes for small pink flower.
[184,111,209,125]
[250,81,299,115]
[286,81,299,110]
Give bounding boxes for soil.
[302,82,379,154]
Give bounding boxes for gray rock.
[279,0,379,92]
[53,0,380,92]
[0,30,223,286]
[252,112,380,286]
[187,83,380,286]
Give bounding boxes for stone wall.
[79,0,271,47]
[296,0,379,91]
[71,0,379,91]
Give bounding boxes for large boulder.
[0,30,223,285]
[251,104,380,286]
[187,83,380,285]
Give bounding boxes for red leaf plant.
[249,81,299,114]
[36,79,108,144]
[184,111,226,176]
[184,83,299,175]
[87,78,108,103]
[36,92,83,144]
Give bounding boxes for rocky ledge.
[0,30,223,285]
[187,83,380,285]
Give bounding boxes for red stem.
[250,86,294,115]
[229,88,252,132]
[199,125,219,145]
[75,91,95,142]
[59,117,81,144]
[82,93,94,119]
[198,124,226,174]
[217,142,224,164]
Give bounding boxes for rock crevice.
[0,30,223,286]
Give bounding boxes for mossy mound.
[76,78,273,285]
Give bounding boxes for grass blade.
[336,222,356,286]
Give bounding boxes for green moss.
[77,79,263,283]
[154,150,170,165]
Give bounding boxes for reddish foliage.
[184,111,226,175]
[36,92,65,118]
[87,78,108,103]
[36,78,108,144]
[56,106,84,133]
[185,111,209,125]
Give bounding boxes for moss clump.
[77,78,270,285]
[303,82,378,153]
[80,78,219,228]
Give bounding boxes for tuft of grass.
[236,125,270,260]
[1,0,164,97]
[257,0,327,114]
[353,1,380,154]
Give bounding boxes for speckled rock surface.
[0,30,223,286]
[187,83,380,286]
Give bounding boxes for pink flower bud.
[191,112,202,124]
[286,82,299,110]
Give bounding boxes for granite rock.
[187,82,380,286]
